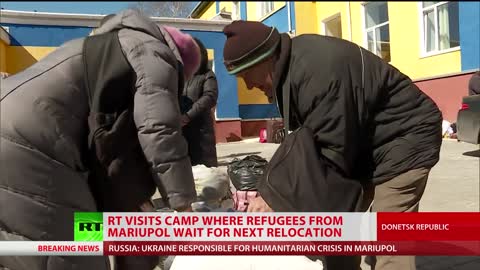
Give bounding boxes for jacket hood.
[94,9,184,68]
[95,9,165,42]
[194,38,209,75]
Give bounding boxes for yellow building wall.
[199,3,217,20]
[314,2,461,80]
[348,3,364,45]
[219,2,232,13]
[6,46,56,74]
[0,45,214,76]
[247,1,286,21]
[313,2,363,44]
[0,41,7,72]
[238,1,287,105]
[294,2,318,35]
[207,49,214,61]
[315,2,350,40]
[195,1,461,101]
[387,2,461,79]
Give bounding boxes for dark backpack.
[83,31,159,212]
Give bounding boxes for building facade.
[191,1,480,126]
[1,2,479,142]
[0,27,10,73]
[0,9,245,142]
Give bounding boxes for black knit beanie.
[223,20,281,75]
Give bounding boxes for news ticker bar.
[0,242,103,256]
[90,212,480,242]
[1,241,479,256]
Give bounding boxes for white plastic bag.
[168,168,323,270]
[442,120,452,136]
[170,255,323,270]
[192,165,231,209]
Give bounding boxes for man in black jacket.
[222,21,442,270]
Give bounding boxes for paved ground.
[218,139,480,270]
[152,139,480,270]
[420,140,479,212]
[216,139,480,213]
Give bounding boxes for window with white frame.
[232,1,241,20]
[364,2,391,62]
[323,15,342,39]
[258,2,274,18]
[421,1,460,54]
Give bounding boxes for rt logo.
[79,222,102,232]
[74,212,103,241]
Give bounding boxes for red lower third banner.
[377,212,480,241]
[103,241,480,256]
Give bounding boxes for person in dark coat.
[0,10,200,270]
[468,71,480,96]
[181,38,219,167]
[222,21,442,270]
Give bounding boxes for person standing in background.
[181,37,219,167]
[468,71,480,96]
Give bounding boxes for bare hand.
[0,72,9,79]
[181,207,193,212]
[174,205,193,212]
[181,115,190,127]
[139,201,156,212]
[247,196,274,212]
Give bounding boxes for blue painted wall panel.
[261,6,289,33]
[459,2,480,71]
[240,2,247,20]
[289,2,296,33]
[0,23,92,46]
[185,30,240,119]
[0,23,239,119]
[239,104,280,119]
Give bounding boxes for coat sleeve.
[127,40,197,210]
[294,73,362,177]
[185,71,219,120]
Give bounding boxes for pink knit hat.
[163,26,201,80]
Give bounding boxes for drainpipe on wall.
[287,1,293,35]
[346,1,353,42]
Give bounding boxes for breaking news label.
[0,212,479,256]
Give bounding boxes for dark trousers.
[325,168,430,270]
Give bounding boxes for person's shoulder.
[469,71,480,85]
[292,34,356,57]
[472,71,480,79]
[468,71,480,94]
[291,33,323,45]
[204,70,217,79]
[291,34,356,65]
[118,29,177,68]
[292,33,345,45]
